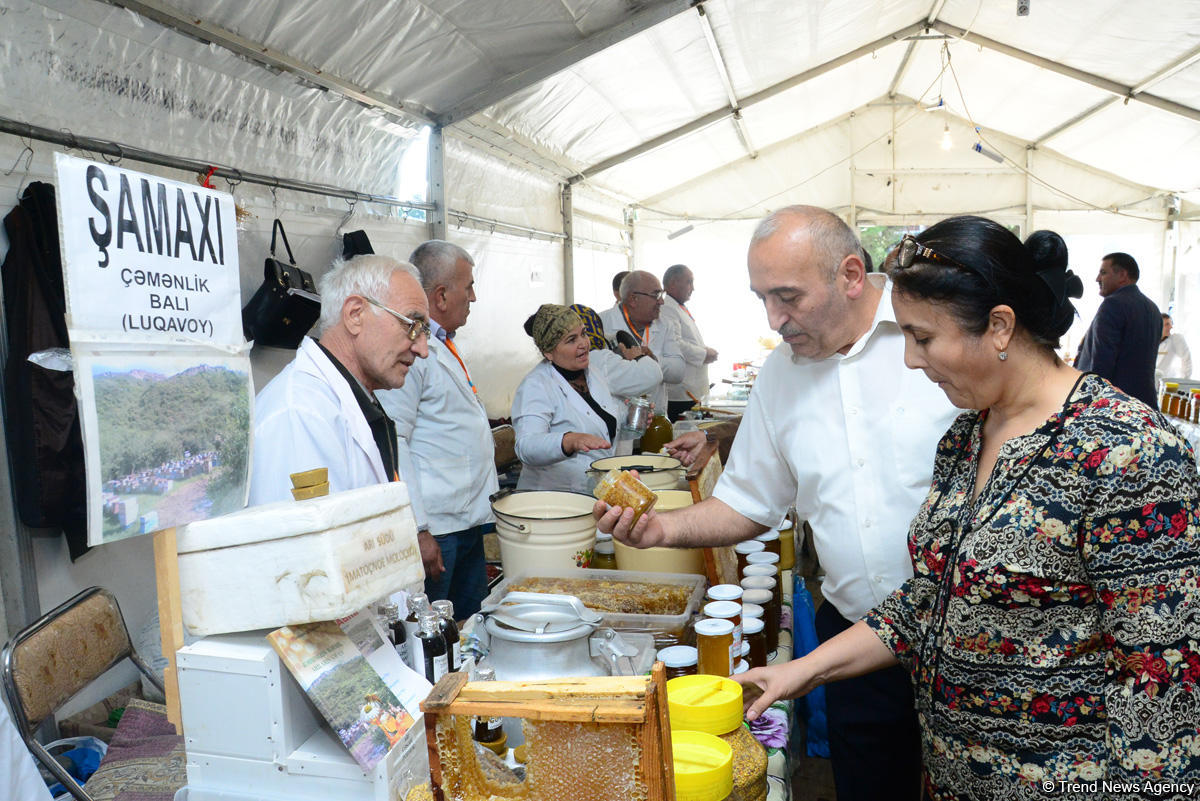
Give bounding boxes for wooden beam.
[152,527,183,731]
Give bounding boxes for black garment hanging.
[1,182,89,559]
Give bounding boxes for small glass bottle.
[405,593,432,674]
[640,414,674,455]
[743,617,768,669]
[1166,382,1181,417]
[432,600,461,673]
[417,611,449,684]
[776,519,796,571]
[377,602,409,666]
[657,645,698,679]
[471,666,507,756]
[695,618,734,677]
[1192,389,1200,424]
[593,534,617,569]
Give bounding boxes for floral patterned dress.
[864,374,1200,800]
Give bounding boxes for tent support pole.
[429,127,448,240]
[1024,148,1034,237]
[562,184,575,305]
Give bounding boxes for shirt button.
[856,458,865,468]
[874,576,884,583]
[848,407,859,415]
[863,518,873,528]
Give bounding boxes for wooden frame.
[686,440,739,586]
[420,663,676,801]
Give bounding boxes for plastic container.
[592,468,658,526]
[695,618,734,677]
[667,676,768,801]
[612,490,705,575]
[672,730,733,801]
[491,490,598,575]
[482,567,708,647]
[659,645,699,679]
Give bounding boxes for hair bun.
[1024,229,1068,273]
[523,313,537,338]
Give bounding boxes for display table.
[746,566,795,801]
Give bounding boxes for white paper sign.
[54,152,242,345]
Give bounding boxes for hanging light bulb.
[940,121,953,151]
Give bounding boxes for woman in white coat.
[512,304,625,493]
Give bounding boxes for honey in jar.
[743,617,768,669]
[776,520,796,571]
[754,530,781,562]
[744,562,782,612]
[741,588,777,654]
[658,645,698,679]
[733,540,765,576]
[592,468,657,526]
[703,600,742,665]
[706,584,743,606]
[695,618,734,677]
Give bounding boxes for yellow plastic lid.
[672,730,733,801]
[1167,382,1180,390]
[667,675,744,735]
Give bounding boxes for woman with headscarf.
[570,303,664,399]
[511,304,636,492]
[736,217,1200,800]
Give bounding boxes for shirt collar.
[840,273,896,360]
[430,318,452,343]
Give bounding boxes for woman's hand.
[562,432,611,455]
[617,342,648,360]
[734,659,821,721]
[665,430,707,465]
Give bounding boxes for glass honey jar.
[695,618,734,677]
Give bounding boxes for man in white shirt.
[660,264,718,419]
[1157,312,1193,380]
[377,241,498,618]
[597,206,958,801]
[250,255,429,506]
[599,271,685,416]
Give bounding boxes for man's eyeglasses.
[362,296,431,342]
[894,234,971,273]
[633,290,665,301]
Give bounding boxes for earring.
[998,351,1008,361]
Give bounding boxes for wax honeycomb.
[427,713,649,801]
[506,576,690,615]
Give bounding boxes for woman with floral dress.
[737,216,1200,800]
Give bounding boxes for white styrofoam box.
[177,483,424,635]
[177,633,428,801]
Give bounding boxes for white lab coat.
[660,294,711,401]
[590,347,663,399]
[1,693,51,801]
[1157,332,1193,380]
[512,360,621,493]
[377,333,498,535]
[599,304,685,414]
[249,337,388,506]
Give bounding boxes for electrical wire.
[941,42,1169,223]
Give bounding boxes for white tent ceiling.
[20,0,1194,218]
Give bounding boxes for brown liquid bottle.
[431,600,460,673]
[640,414,674,456]
[471,666,507,755]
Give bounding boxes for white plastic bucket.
[612,490,705,575]
[491,490,598,574]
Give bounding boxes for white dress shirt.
[377,320,498,535]
[512,359,622,493]
[712,275,960,621]
[1157,332,1193,380]
[599,304,685,415]
[660,294,711,401]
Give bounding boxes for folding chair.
[2,586,164,801]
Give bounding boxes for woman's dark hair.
[890,215,1082,352]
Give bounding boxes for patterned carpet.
[81,699,186,801]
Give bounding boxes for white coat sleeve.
[593,348,662,398]
[1,697,51,801]
[512,376,572,467]
[377,362,430,532]
[250,391,361,507]
[1181,336,1193,379]
[656,316,686,384]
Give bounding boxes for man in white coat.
[599,270,685,416]
[660,264,718,419]
[377,241,498,618]
[249,255,429,506]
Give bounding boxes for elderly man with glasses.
[600,270,685,419]
[249,254,429,506]
[377,240,498,619]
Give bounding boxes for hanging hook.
[270,183,280,217]
[336,195,358,235]
[3,144,33,177]
[100,143,124,166]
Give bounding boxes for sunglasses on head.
[893,234,972,273]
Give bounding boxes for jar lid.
[703,600,741,620]
[742,617,764,634]
[595,530,613,542]
[733,659,749,675]
[747,551,780,565]
[657,645,698,668]
[754,531,779,543]
[740,576,776,591]
[777,519,794,531]
[741,603,764,619]
[740,641,750,657]
[1167,382,1180,390]
[706,584,743,602]
[671,730,733,801]
[743,564,778,578]
[733,540,765,555]
[741,589,772,605]
[694,618,734,638]
[667,675,743,736]
[595,539,615,554]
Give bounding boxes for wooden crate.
[420,663,675,801]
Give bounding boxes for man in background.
[1157,312,1193,380]
[600,270,685,416]
[378,241,497,619]
[1076,252,1161,406]
[660,263,718,420]
[250,255,428,506]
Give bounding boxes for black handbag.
[241,219,321,348]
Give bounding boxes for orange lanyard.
[679,303,695,321]
[443,338,477,395]
[621,305,650,346]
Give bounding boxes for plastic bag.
[43,735,107,797]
